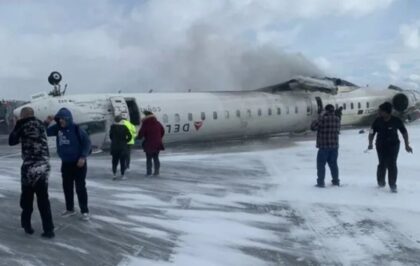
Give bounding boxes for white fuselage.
[15,87,399,150]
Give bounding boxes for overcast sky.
[0,0,419,99]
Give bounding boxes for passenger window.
[258,109,262,116]
[224,111,230,119]
[295,106,298,114]
[188,113,193,121]
[213,111,218,120]
[277,107,281,115]
[358,102,361,109]
[174,114,180,123]
[236,110,241,118]
[366,102,370,108]
[343,103,347,110]
[351,103,354,110]
[201,112,206,120]
[268,108,272,116]
[286,106,290,114]
[162,114,169,123]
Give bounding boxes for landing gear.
[47,71,67,97]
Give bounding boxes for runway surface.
[1,127,420,266]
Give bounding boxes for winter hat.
[114,115,123,122]
[143,110,153,116]
[379,102,392,114]
[325,104,335,113]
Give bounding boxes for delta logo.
[194,121,203,131]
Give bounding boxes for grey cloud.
[0,0,396,99]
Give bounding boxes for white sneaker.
[81,213,90,221]
[121,175,127,180]
[61,210,77,217]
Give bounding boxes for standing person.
[368,102,412,193]
[45,108,91,220]
[9,107,55,238]
[109,116,131,180]
[335,106,343,120]
[122,117,137,170]
[311,104,341,187]
[137,111,165,176]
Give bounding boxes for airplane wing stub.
[258,76,358,95]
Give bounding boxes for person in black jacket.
[9,107,55,238]
[109,115,131,180]
[368,102,413,193]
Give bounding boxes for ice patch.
[87,180,143,192]
[0,243,13,254]
[93,215,137,226]
[54,242,89,254]
[130,227,171,239]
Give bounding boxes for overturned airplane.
[14,72,420,150]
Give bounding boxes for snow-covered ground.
[1,124,420,266]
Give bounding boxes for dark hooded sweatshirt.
[46,108,91,162]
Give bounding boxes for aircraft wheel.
[48,71,62,85]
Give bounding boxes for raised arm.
[8,120,23,146]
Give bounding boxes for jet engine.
[392,93,410,113]
[390,86,420,121]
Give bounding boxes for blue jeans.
[317,148,339,185]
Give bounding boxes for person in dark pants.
[9,107,55,238]
[311,104,341,187]
[110,116,131,180]
[45,108,91,220]
[137,111,165,176]
[368,102,412,193]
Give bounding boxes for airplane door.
[109,96,130,120]
[315,97,323,114]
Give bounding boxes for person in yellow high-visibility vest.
[122,118,137,170]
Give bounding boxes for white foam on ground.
[122,124,420,265]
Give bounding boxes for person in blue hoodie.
[45,108,91,221]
